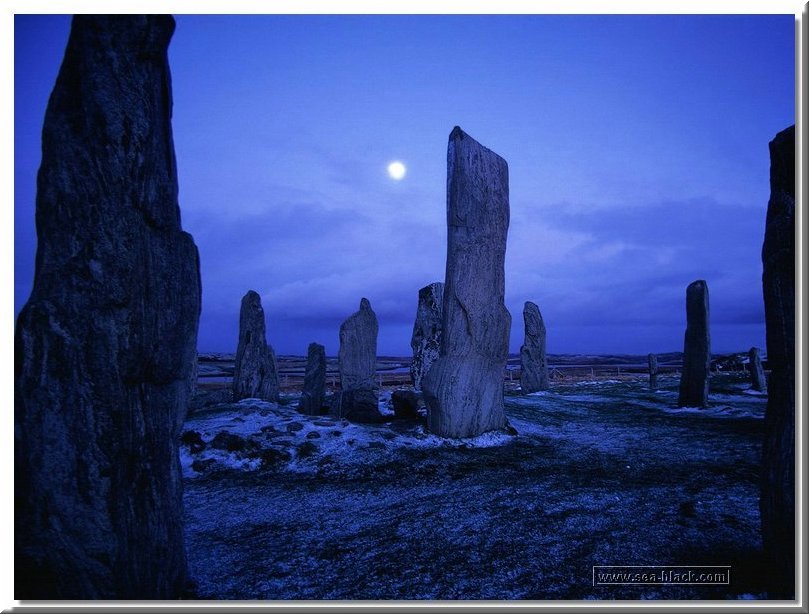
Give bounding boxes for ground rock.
[233,291,279,402]
[410,282,444,390]
[520,301,549,393]
[298,342,326,415]
[392,389,421,420]
[749,346,767,393]
[14,15,199,599]
[333,299,382,422]
[760,125,795,599]
[677,280,710,407]
[422,126,511,438]
[648,353,659,390]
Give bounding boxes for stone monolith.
[14,15,200,599]
[332,298,383,422]
[677,280,710,408]
[422,126,511,438]
[760,125,795,599]
[410,282,444,390]
[520,301,549,393]
[298,342,326,415]
[749,346,767,393]
[233,290,280,402]
[648,353,659,390]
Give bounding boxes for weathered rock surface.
[422,126,511,438]
[338,298,378,390]
[332,298,382,422]
[648,353,659,390]
[748,346,767,393]
[14,15,200,599]
[392,389,421,420]
[410,282,444,390]
[520,301,549,393]
[760,125,795,599]
[298,342,327,415]
[331,389,386,423]
[677,280,710,408]
[233,291,279,402]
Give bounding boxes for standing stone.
[760,125,795,599]
[298,342,326,415]
[331,298,383,422]
[14,16,200,599]
[233,291,280,402]
[648,353,659,390]
[677,280,710,408]
[422,126,511,438]
[410,282,444,390]
[520,301,549,393]
[749,346,767,393]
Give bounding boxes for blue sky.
[14,14,795,356]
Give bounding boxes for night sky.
[14,14,795,356]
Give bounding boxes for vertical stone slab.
[298,342,326,416]
[677,280,710,408]
[332,298,382,422]
[410,282,444,391]
[648,353,659,390]
[520,301,549,393]
[749,346,767,393]
[232,290,280,402]
[14,16,200,599]
[760,125,795,599]
[422,126,511,438]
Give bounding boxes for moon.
[387,161,406,180]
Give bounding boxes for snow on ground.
[182,393,517,479]
[183,373,768,600]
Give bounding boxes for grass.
[182,373,766,600]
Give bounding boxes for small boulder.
[191,458,216,473]
[331,389,387,423]
[392,389,420,420]
[210,431,254,453]
[180,430,206,454]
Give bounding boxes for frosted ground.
[181,373,766,600]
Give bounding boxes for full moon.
[387,161,406,180]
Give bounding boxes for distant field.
[196,352,762,392]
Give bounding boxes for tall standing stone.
[14,16,200,599]
[749,346,767,393]
[422,126,511,438]
[677,280,710,408]
[298,342,326,415]
[520,301,549,393]
[331,298,383,422]
[648,353,659,390]
[410,282,444,391]
[760,125,795,599]
[232,290,280,402]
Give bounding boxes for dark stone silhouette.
[648,353,659,390]
[749,346,767,393]
[410,282,444,391]
[332,298,383,422]
[392,389,420,420]
[520,301,549,393]
[677,280,710,408]
[14,15,200,599]
[233,290,279,402]
[298,342,326,415]
[760,125,795,599]
[423,127,511,438]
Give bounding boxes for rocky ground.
[181,373,767,600]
